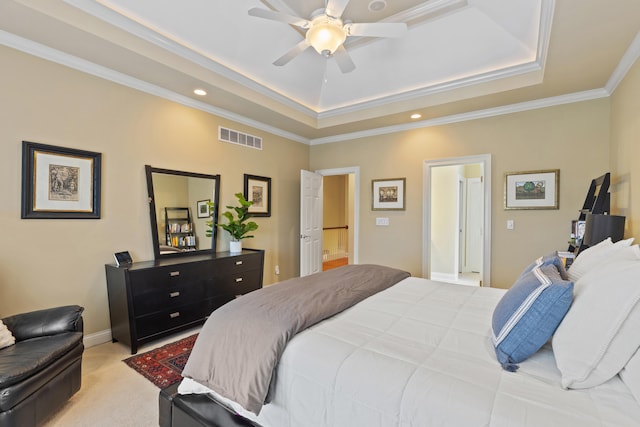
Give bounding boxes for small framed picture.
[244,174,271,217]
[504,169,559,210]
[21,141,102,219]
[372,178,406,211]
[197,199,211,218]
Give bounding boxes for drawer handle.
[235,277,244,283]
[169,291,180,298]
[169,312,180,319]
[235,260,243,265]
[169,271,180,277]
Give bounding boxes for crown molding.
[309,88,609,145]
[0,29,309,144]
[316,61,543,120]
[605,31,640,94]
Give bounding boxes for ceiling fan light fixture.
[306,15,346,56]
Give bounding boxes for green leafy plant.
[205,193,258,241]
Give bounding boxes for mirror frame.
[145,165,220,259]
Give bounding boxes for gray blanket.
[181,264,410,415]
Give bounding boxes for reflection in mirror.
[145,165,220,259]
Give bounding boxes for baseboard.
[83,329,112,348]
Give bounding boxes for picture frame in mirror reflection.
[244,174,271,217]
[372,178,405,211]
[197,199,211,218]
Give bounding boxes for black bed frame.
[159,383,261,427]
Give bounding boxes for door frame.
[423,154,491,286]
[315,166,360,265]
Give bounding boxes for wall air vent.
[218,126,262,150]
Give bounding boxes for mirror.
[145,165,220,258]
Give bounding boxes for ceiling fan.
[248,0,407,73]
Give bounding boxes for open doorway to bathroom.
[423,155,491,286]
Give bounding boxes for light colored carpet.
[43,327,200,427]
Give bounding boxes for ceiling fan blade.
[273,39,310,66]
[248,7,310,29]
[325,0,350,18]
[345,22,408,38]
[333,45,356,73]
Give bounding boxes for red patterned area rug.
[124,334,198,388]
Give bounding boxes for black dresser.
[105,249,264,353]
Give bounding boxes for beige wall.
[311,100,611,287]
[611,57,640,240]
[0,46,309,336]
[323,175,347,228]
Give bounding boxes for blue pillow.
[492,263,573,371]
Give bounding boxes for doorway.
[423,155,491,286]
[300,167,360,276]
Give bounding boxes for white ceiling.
[1,0,639,143]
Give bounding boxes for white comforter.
[180,277,640,426]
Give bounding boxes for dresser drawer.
[213,253,262,277]
[131,281,207,316]
[128,263,211,296]
[135,296,230,339]
[215,268,262,295]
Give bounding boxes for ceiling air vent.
[218,126,262,150]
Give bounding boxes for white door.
[300,170,323,276]
[465,177,483,273]
[457,177,466,273]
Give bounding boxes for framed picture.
[196,199,211,218]
[244,174,271,217]
[504,169,559,210]
[372,178,406,211]
[21,141,102,219]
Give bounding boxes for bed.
[163,240,640,427]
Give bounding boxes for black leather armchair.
[0,305,84,427]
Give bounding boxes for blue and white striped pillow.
[492,262,573,371]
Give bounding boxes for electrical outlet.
[507,220,514,230]
[275,265,280,275]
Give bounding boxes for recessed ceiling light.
[368,0,387,12]
[193,89,207,96]
[410,113,422,119]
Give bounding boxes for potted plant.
[206,193,258,253]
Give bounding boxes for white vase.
[229,240,242,253]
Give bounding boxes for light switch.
[507,219,514,230]
[376,217,390,226]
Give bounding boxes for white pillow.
[568,237,634,283]
[553,244,640,389]
[0,320,15,349]
[620,348,640,405]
